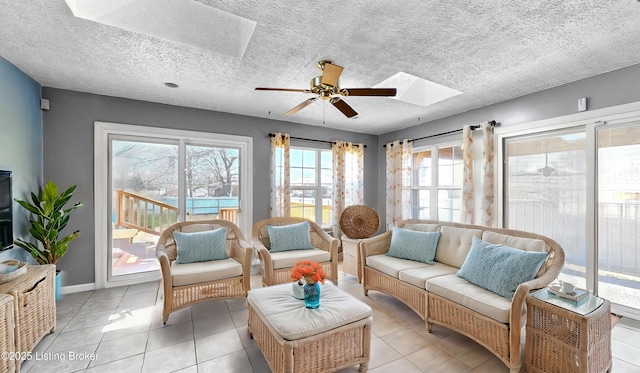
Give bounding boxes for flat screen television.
[0,170,13,251]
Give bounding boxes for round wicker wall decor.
[339,205,380,239]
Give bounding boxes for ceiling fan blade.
[255,87,311,93]
[342,88,397,96]
[285,97,318,115]
[330,97,358,118]
[321,62,343,87]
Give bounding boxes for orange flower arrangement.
[291,260,325,285]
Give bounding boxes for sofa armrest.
[253,239,275,285]
[155,244,173,294]
[309,224,339,260]
[360,231,392,259]
[230,239,253,294]
[508,282,531,367]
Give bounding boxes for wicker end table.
[524,289,611,373]
[341,237,363,282]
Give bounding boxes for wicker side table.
[0,294,15,373]
[341,237,363,282]
[524,289,611,373]
[0,264,56,372]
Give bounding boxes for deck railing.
[219,208,239,225]
[115,190,179,235]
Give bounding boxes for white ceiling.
[2,1,640,135]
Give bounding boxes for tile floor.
[19,270,640,373]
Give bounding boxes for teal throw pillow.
[386,228,441,264]
[267,221,314,252]
[174,227,229,264]
[457,237,548,299]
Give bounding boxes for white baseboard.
[60,283,95,295]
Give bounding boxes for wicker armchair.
[156,220,252,324]
[252,217,339,286]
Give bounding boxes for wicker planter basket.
[339,205,379,239]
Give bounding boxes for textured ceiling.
[2,1,640,135]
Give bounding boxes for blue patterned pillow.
[267,221,314,252]
[457,237,548,299]
[386,228,441,264]
[174,227,229,264]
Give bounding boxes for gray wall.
[39,61,640,286]
[0,56,43,263]
[41,88,379,286]
[376,63,640,227]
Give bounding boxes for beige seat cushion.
[247,283,371,341]
[366,254,432,278]
[270,248,330,269]
[434,226,482,268]
[171,258,242,287]
[426,274,512,323]
[399,263,458,289]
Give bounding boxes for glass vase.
[303,281,321,309]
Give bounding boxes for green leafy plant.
[13,181,82,264]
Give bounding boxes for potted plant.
[13,181,82,300]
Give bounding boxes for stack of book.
[547,285,590,306]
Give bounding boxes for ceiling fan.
[255,60,397,118]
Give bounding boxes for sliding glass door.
[504,129,588,289]
[597,122,640,311]
[503,121,640,317]
[96,122,253,287]
[110,138,178,278]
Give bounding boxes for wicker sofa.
[359,219,564,373]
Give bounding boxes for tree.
[185,147,238,197]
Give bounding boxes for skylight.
[374,72,462,107]
[65,0,257,59]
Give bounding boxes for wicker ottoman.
[247,282,372,373]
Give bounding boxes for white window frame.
[495,100,640,320]
[94,121,253,288]
[410,135,463,222]
[289,146,332,227]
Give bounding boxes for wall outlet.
[578,97,587,112]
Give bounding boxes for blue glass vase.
[303,281,320,309]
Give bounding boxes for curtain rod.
[383,120,497,147]
[268,133,367,148]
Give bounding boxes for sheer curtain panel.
[270,133,291,217]
[332,141,364,238]
[481,122,495,226]
[462,125,474,224]
[385,140,412,229]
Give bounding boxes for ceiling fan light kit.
[256,60,397,118]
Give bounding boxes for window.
[410,144,463,221]
[290,147,332,227]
